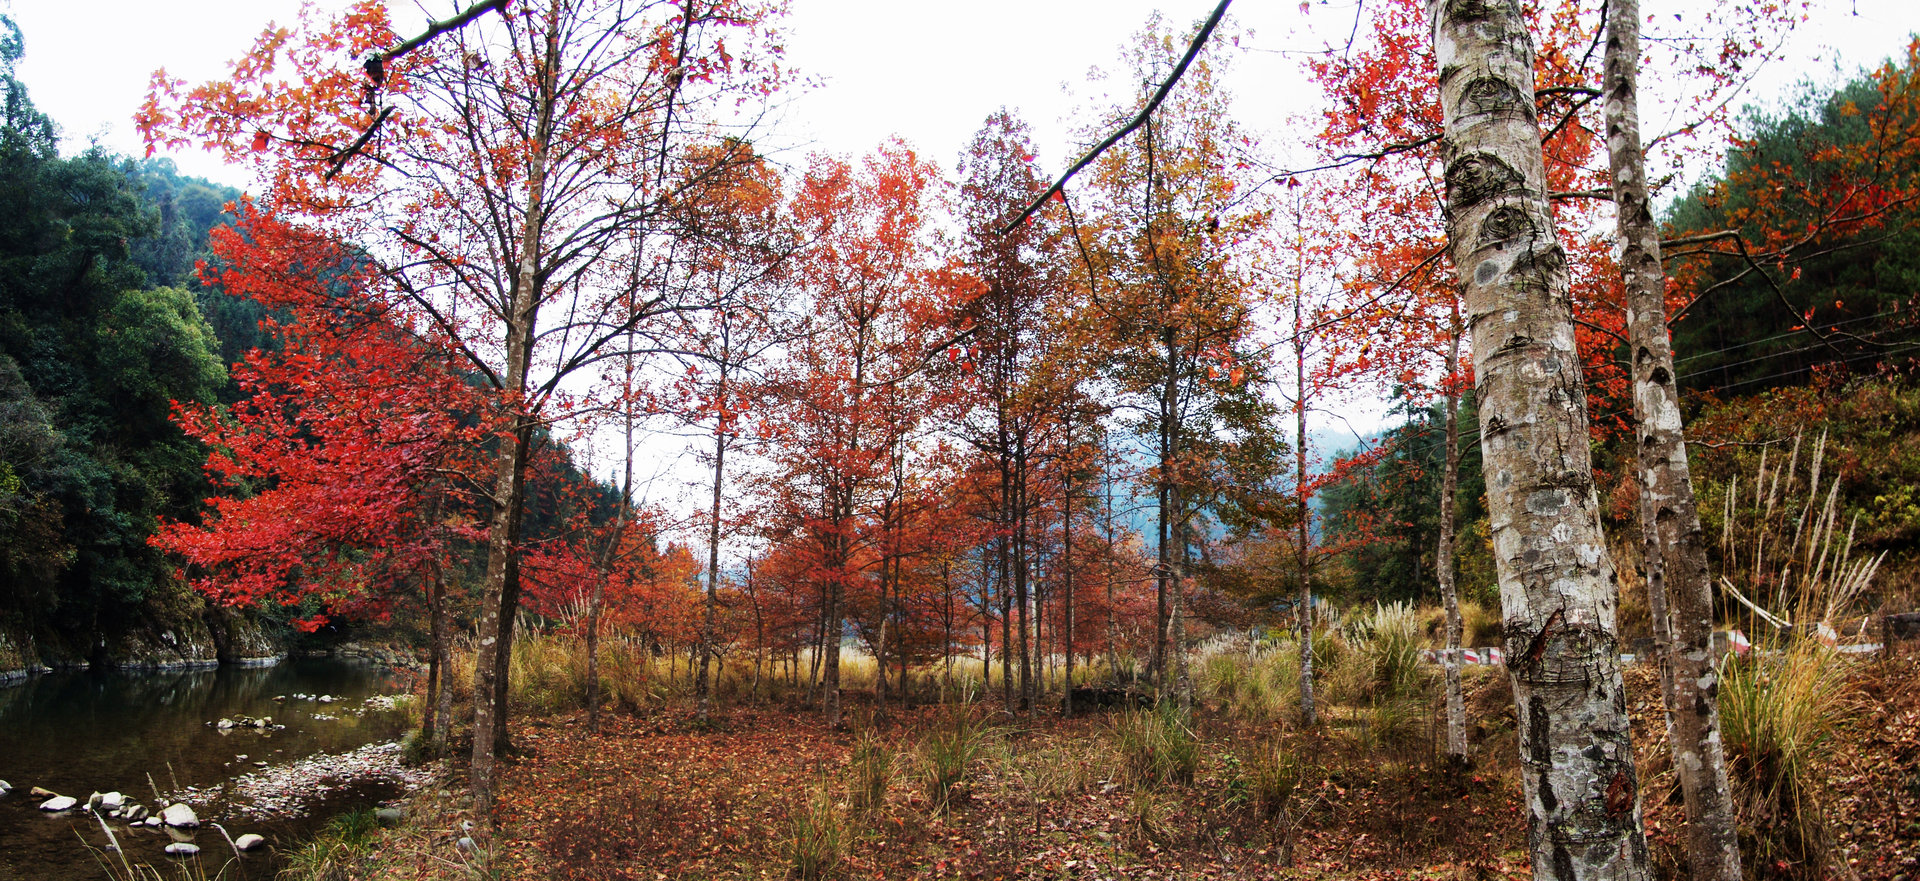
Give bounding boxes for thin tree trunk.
[1170,515,1192,716]
[589,389,638,732]
[823,562,844,729]
[433,580,453,752]
[1062,416,1076,717]
[1294,290,1317,728]
[1104,456,1121,677]
[1603,3,1740,877]
[981,551,994,693]
[1016,441,1033,717]
[1438,320,1468,761]
[698,374,728,723]
[1429,1,1652,876]
[423,565,444,749]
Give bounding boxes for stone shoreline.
[168,741,430,821]
[0,655,286,687]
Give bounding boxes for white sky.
[6,0,1916,520]
[11,0,1913,187]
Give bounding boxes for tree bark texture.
[1428,0,1652,877]
[1602,3,1741,878]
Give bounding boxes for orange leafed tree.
[139,0,790,815]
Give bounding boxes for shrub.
[786,783,847,881]
[1720,642,1856,879]
[919,709,989,811]
[508,632,588,714]
[280,808,379,881]
[1247,740,1302,822]
[847,729,894,815]
[1461,599,1503,648]
[1112,703,1199,788]
[1351,601,1425,701]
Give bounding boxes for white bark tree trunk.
[1428,1,1652,877]
[1602,3,1742,878]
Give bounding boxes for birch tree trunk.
[1428,1,1651,877]
[1437,322,1468,761]
[1602,3,1741,877]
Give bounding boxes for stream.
[0,658,423,880]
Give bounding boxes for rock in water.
[159,803,199,828]
[0,779,11,794]
[99,791,125,810]
[29,786,55,798]
[232,833,266,851]
[164,843,200,856]
[40,796,78,811]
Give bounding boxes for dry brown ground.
[344,654,1920,881]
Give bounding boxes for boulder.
[233,833,266,851]
[159,803,199,828]
[40,795,78,811]
[164,843,200,856]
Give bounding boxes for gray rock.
[164,843,200,856]
[40,795,78,811]
[100,791,125,810]
[233,833,266,851]
[124,804,148,822]
[143,817,162,827]
[216,718,235,730]
[159,803,199,828]
[374,807,404,827]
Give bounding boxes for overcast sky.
[14,0,1912,193]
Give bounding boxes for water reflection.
[0,659,414,881]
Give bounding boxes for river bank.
[0,659,420,880]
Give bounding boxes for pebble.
[160,803,200,828]
[39,796,77,811]
[164,843,200,856]
[167,741,428,821]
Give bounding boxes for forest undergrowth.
[296,621,1920,881]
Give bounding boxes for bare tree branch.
[998,0,1234,235]
[323,0,511,180]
